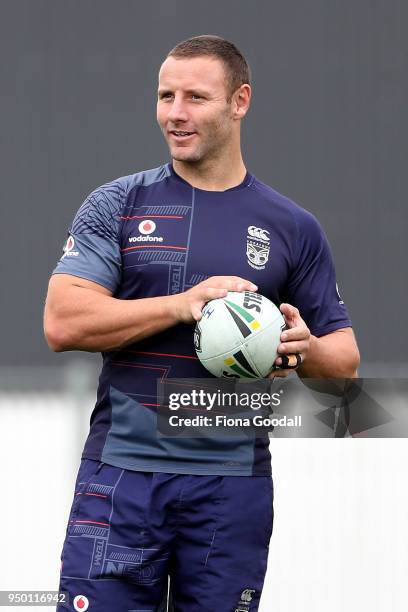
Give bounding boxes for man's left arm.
[272,303,360,378]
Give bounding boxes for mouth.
[169,130,196,142]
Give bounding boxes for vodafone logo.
[138,220,156,235]
[62,235,79,258]
[73,595,89,611]
[64,236,75,252]
[129,219,163,243]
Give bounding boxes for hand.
[172,276,258,324]
[268,303,311,378]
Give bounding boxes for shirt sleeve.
[52,184,123,293]
[285,209,352,337]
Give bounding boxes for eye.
[190,93,206,101]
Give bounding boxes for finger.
[280,303,301,326]
[192,306,204,321]
[281,326,309,343]
[280,302,299,316]
[276,353,302,369]
[274,369,293,378]
[209,277,258,293]
[267,368,293,379]
[278,340,307,354]
[192,287,229,320]
[203,287,229,301]
[227,278,258,293]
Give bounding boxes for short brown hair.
[167,35,251,99]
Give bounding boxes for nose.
[167,94,189,124]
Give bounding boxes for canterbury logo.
[247,226,270,242]
[241,588,256,602]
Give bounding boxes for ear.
[232,84,251,120]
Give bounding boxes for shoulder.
[249,176,324,238]
[72,164,170,237]
[85,164,170,210]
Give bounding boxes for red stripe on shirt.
[120,215,184,220]
[122,245,186,252]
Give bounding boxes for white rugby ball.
[194,291,286,378]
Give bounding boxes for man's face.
[157,56,236,164]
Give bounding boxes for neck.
[172,150,247,192]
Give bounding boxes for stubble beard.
[168,114,232,166]
[170,143,204,164]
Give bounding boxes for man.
[44,35,359,611]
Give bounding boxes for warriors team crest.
[246,225,270,270]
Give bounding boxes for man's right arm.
[44,273,257,353]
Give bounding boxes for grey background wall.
[1,0,406,374]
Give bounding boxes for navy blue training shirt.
[53,163,352,476]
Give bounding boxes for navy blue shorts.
[57,459,273,611]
